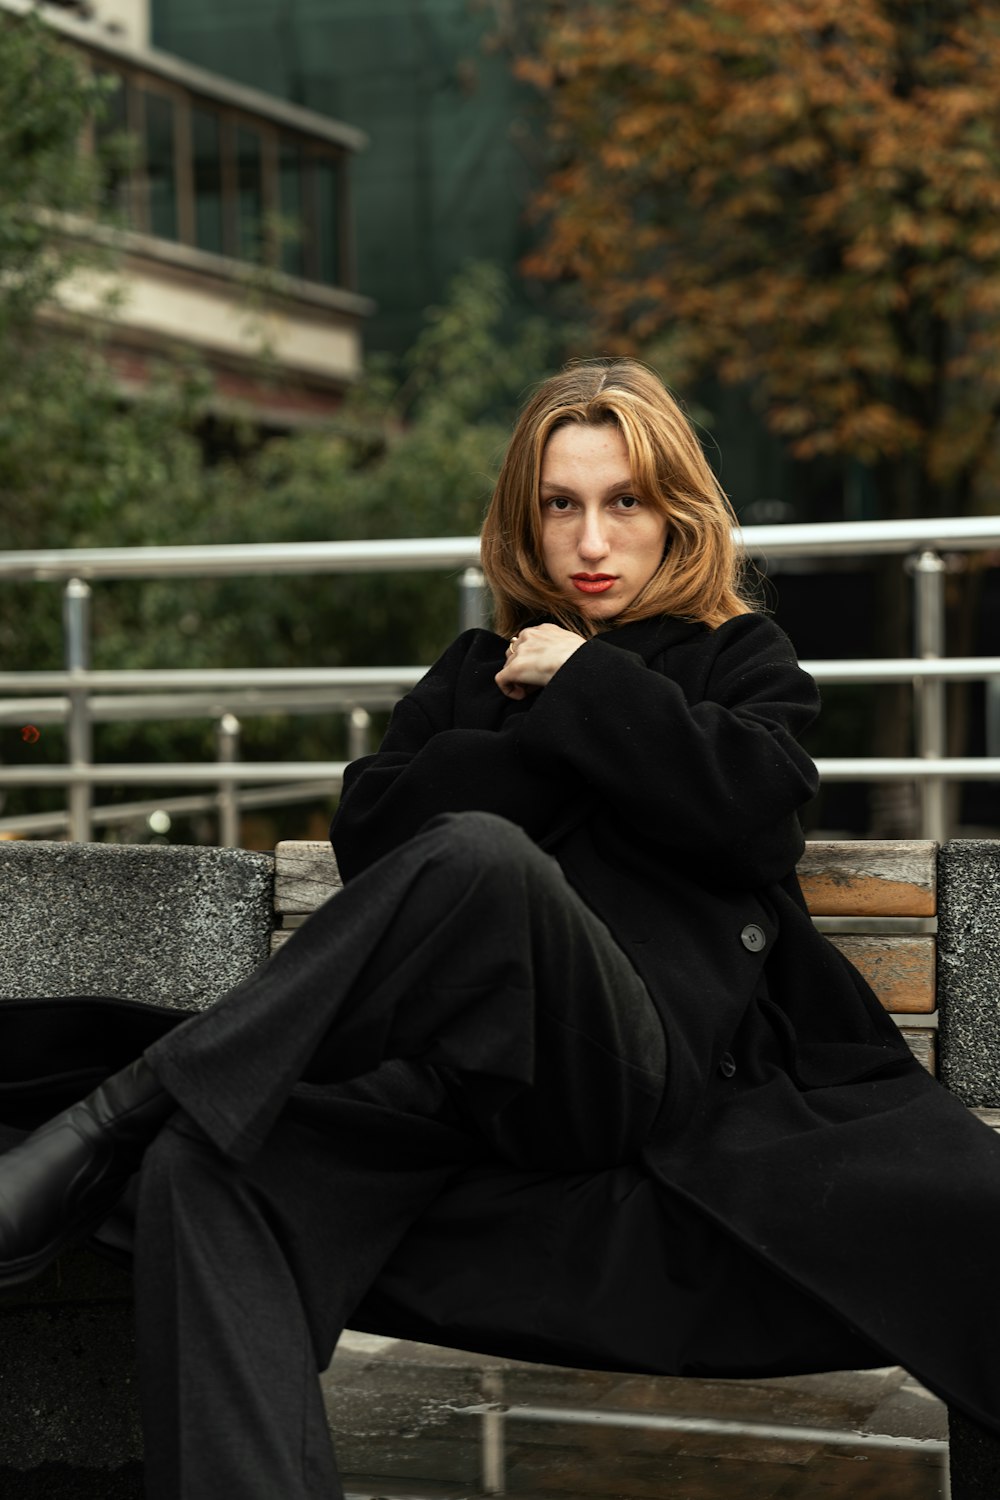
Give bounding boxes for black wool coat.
[1,614,998,1432]
[328,613,1000,1434]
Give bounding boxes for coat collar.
[591,614,707,662]
[518,613,707,663]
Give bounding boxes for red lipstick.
[571,573,616,594]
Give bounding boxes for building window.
[236,126,264,262]
[192,107,224,256]
[314,156,341,287]
[89,58,350,291]
[93,66,132,222]
[278,142,305,277]
[143,89,178,241]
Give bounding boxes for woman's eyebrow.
[539,477,637,494]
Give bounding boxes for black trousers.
[135,812,668,1499]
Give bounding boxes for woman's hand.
[495,623,587,700]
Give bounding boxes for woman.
[1,359,999,1496]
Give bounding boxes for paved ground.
[323,1332,949,1500]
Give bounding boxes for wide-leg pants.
[134,812,669,1499]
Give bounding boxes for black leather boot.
[0,1057,174,1287]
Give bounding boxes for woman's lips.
[571,575,616,594]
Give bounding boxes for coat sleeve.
[514,612,821,887]
[330,631,581,880]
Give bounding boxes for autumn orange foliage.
[514,0,1000,517]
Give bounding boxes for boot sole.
[0,1177,130,1289]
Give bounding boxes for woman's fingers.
[495,624,586,697]
[495,672,529,700]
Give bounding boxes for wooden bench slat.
[827,934,935,1014]
[274,840,342,914]
[270,842,937,1042]
[798,840,937,917]
[275,841,940,919]
[899,1027,935,1074]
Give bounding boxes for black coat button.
[741,923,766,953]
[719,1053,736,1078]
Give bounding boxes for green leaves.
[0,257,558,831]
[0,0,563,837]
[0,13,107,333]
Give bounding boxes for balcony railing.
[1,0,365,293]
[0,517,998,844]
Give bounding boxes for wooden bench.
[272,834,1000,1495]
[274,837,941,1071]
[797,840,938,1073]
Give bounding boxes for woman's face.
[538,422,669,622]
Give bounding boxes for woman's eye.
[546,497,573,512]
[616,494,641,510]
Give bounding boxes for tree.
[0,10,108,336]
[2,260,559,837]
[510,0,1000,830]
[0,18,563,842]
[0,15,210,722]
[514,0,1000,520]
[166,263,558,677]
[0,12,205,568]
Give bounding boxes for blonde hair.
[480,360,756,637]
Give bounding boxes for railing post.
[480,1368,506,1495]
[987,677,1000,760]
[347,706,371,761]
[459,566,487,632]
[912,550,948,841]
[63,578,93,843]
[216,712,241,847]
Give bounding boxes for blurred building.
[150,0,535,355]
[11,0,373,428]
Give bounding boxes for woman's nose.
[578,513,609,560]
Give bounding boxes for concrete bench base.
[0,842,275,1498]
[949,1408,1000,1499]
[0,1250,141,1498]
[0,1465,143,1499]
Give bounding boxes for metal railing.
[462,1369,949,1497]
[1,518,998,844]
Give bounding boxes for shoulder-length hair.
[480,359,756,637]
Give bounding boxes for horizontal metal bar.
[892,1013,939,1030]
[801,656,1000,683]
[0,667,427,692]
[811,916,937,934]
[456,1402,948,1454]
[0,763,349,787]
[346,1486,481,1500]
[2,757,999,791]
[814,757,1000,780]
[0,515,997,581]
[1,658,997,728]
[342,1492,468,1500]
[0,781,341,836]
[0,698,69,726]
[0,692,404,726]
[740,513,1000,558]
[0,539,480,582]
